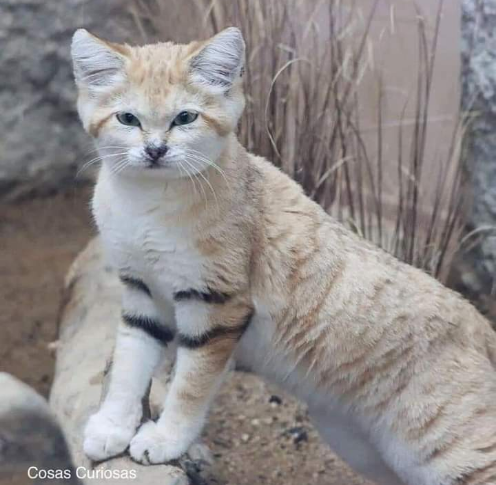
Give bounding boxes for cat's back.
[246,153,496,371]
[247,156,496,481]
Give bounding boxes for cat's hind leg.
[310,406,405,485]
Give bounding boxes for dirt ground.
[0,187,369,485]
[206,372,369,485]
[0,187,95,396]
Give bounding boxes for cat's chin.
[115,165,198,183]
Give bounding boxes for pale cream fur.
[72,28,496,485]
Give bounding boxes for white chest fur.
[93,170,206,302]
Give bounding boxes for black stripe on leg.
[173,288,232,305]
[178,310,253,349]
[120,275,152,297]
[122,314,174,345]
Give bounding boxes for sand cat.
[71,27,496,485]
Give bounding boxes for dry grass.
[130,0,466,284]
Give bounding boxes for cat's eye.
[172,111,198,127]
[116,112,141,127]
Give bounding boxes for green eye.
[173,111,198,127]
[116,112,141,127]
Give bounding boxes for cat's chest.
[96,204,205,298]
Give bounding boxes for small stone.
[251,418,260,426]
[241,433,250,442]
[284,426,309,445]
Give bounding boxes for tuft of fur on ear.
[71,29,126,91]
[190,27,245,93]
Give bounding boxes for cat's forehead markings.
[121,43,208,112]
[126,42,198,86]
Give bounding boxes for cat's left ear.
[190,27,245,93]
[71,29,128,91]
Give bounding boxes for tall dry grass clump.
[130,0,466,284]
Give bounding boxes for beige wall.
[365,1,459,159]
[357,0,461,203]
[301,0,460,215]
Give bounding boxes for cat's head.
[71,28,245,179]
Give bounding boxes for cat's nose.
[145,144,168,161]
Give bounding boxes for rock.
[0,373,81,484]
[0,0,139,199]
[282,426,309,446]
[460,0,496,322]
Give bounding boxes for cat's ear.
[190,27,245,93]
[71,29,127,91]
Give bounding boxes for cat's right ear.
[71,29,127,91]
[190,27,245,94]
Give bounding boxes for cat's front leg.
[129,290,253,465]
[84,279,175,461]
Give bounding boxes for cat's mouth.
[144,160,169,170]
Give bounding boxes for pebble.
[284,426,309,445]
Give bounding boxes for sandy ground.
[206,372,369,485]
[0,187,369,485]
[0,187,95,397]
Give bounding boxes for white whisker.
[177,160,200,201]
[180,158,209,208]
[183,148,232,192]
[109,159,130,177]
[77,152,129,177]
[182,156,220,212]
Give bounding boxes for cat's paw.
[83,409,140,462]
[129,420,194,465]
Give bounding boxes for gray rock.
[0,373,82,484]
[460,0,496,318]
[0,0,139,199]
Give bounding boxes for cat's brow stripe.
[89,113,114,137]
[120,275,152,297]
[178,311,253,349]
[173,288,232,305]
[201,113,230,137]
[122,313,174,344]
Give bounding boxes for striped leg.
[83,276,175,462]
[129,288,253,464]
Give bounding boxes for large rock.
[0,373,81,484]
[460,0,496,319]
[0,0,137,199]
